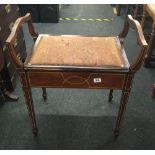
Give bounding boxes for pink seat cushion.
[26,35,128,69]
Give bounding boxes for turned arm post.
[5,13,38,69]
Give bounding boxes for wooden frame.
[6,13,147,138]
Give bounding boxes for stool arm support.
[5,42,24,69]
[128,15,148,72]
[5,13,38,69]
[119,15,148,72]
[128,15,147,47]
[118,18,130,42]
[130,46,147,72]
[6,13,38,43]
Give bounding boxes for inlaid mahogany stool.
[6,13,148,137]
[141,4,155,67]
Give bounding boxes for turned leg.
[42,87,47,100]
[22,86,38,135]
[144,22,155,67]
[20,72,38,135]
[108,89,113,103]
[114,89,130,138]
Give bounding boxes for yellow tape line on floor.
[113,7,117,15]
[59,17,113,22]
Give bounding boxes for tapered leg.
[114,89,130,138]
[108,89,113,103]
[20,72,38,136]
[42,87,47,100]
[23,87,38,135]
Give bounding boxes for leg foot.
[114,129,119,139]
[32,127,38,136]
[114,89,130,137]
[108,89,113,103]
[23,87,38,135]
[42,88,47,101]
[20,72,38,135]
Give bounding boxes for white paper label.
[93,78,101,83]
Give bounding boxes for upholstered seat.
[25,35,129,69]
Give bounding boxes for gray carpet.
[0,4,155,150]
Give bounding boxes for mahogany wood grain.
[28,72,125,89]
